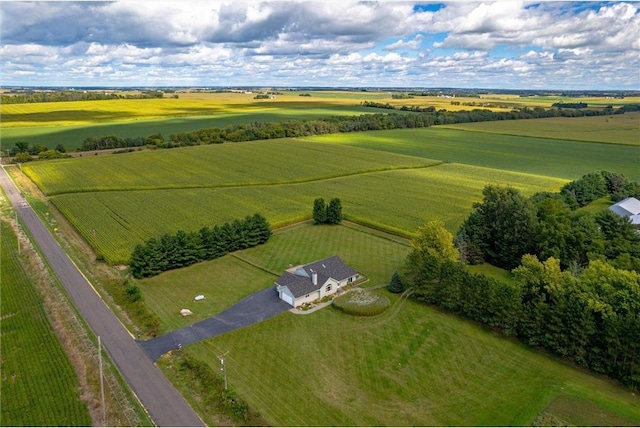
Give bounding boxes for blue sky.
[1,1,638,89]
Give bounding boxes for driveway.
[139,286,291,361]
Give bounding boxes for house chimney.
[312,272,318,286]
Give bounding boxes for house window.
[348,276,354,283]
[305,294,310,298]
[326,284,332,292]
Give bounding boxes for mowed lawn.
[179,290,640,426]
[142,221,640,426]
[138,223,410,332]
[0,221,91,426]
[307,126,640,181]
[50,163,565,264]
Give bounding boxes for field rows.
[0,221,91,426]
[51,163,566,264]
[307,127,640,180]
[23,139,440,195]
[440,112,640,146]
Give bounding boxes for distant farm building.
[609,197,640,232]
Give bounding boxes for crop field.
[440,112,640,145]
[0,105,374,151]
[160,279,640,426]
[0,221,91,426]
[22,139,439,195]
[49,162,565,264]
[139,223,410,332]
[307,126,640,181]
[4,91,638,151]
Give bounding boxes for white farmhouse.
[275,255,358,307]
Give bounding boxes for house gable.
[275,255,358,306]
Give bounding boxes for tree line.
[404,224,639,389]
[1,90,164,104]
[129,213,271,279]
[457,171,640,271]
[552,102,588,109]
[401,172,640,389]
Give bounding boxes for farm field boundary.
[48,163,567,264]
[306,127,640,181]
[22,139,442,195]
[438,112,640,146]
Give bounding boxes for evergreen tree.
[327,198,343,224]
[387,271,404,293]
[313,197,327,224]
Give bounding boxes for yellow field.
[4,90,637,129]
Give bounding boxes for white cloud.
[0,1,638,89]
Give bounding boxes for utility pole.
[99,336,106,426]
[15,210,20,255]
[218,351,229,390]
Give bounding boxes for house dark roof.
[275,255,357,298]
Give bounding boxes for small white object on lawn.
[194,295,205,301]
[180,308,193,317]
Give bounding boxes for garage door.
[281,292,294,306]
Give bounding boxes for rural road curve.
[0,166,204,427]
[140,287,291,361]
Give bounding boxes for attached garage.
[280,289,294,306]
[274,255,358,307]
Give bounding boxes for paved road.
[140,287,291,361]
[0,166,204,427]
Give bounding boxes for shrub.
[333,288,390,316]
[387,270,404,293]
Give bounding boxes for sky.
[1,1,639,90]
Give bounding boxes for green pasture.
[49,163,565,264]
[179,289,640,426]
[138,223,410,332]
[0,221,91,426]
[307,127,640,181]
[440,112,640,145]
[22,139,439,195]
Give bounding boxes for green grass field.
[0,221,91,426]
[184,298,639,426]
[307,127,640,181]
[440,112,640,145]
[49,162,565,264]
[141,223,640,426]
[23,138,439,195]
[139,223,410,332]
